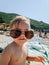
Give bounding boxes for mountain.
[30,19,49,30]
[0,12,19,24]
[0,12,49,31]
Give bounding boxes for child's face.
[11,22,30,46]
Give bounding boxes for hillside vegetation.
[0,12,49,31]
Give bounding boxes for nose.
[20,31,26,38]
[21,31,25,35]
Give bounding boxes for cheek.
[14,38,18,42]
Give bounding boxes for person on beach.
[38,30,43,38]
[43,31,49,38]
[38,30,49,39]
[0,16,45,65]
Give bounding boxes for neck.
[13,41,23,48]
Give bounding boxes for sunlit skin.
[0,22,29,65]
[0,18,45,65]
[12,22,29,46]
[12,22,45,63]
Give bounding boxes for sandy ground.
[0,34,13,48]
[0,34,49,65]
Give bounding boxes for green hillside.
[30,19,49,30]
[0,12,19,24]
[0,12,49,31]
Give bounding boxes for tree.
[0,16,4,23]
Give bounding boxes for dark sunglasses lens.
[10,30,21,38]
[25,31,34,39]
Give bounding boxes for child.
[0,16,45,65]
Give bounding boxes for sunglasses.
[10,29,34,39]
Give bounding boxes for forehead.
[11,22,29,30]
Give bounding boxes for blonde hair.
[10,16,30,29]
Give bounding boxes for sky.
[0,0,49,24]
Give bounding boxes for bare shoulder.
[2,42,14,54]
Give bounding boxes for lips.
[19,38,26,40]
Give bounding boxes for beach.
[0,34,13,49]
[0,34,49,65]
[0,34,49,49]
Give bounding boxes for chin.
[20,40,26,44]
[15,41,24,45]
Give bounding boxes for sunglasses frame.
[10,29,34,39]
